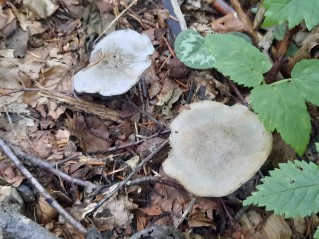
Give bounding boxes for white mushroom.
[73,29,154,96]
[162,101,272,197]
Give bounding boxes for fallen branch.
[9,144,94,189]
[0,138,87,235]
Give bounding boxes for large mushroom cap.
[73,29,154,96]
[162,101,272,197]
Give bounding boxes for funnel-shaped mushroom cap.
[162,101,272,197]
[73,29,154,96]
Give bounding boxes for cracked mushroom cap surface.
[162,101,272,197]
[73,29,154,96]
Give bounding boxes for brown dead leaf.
[144,65,161,98]
[90,194,137,231]
[287,30,319,72]
[95,0,114,19]
[168,57,190,79]
[23,0,58,19]
[263,215,292,239]
[269,134,296,167]
[1,165,25,187]
[24,65,73,119]
[0,8,15,33]
[29,130,54,158]
[188,210,216,228]
[186,198,219,229]
[239,210,268,239]
[8,2,28,31]
[150,181,190,215]
[65,115,111,153]
[211,13,245,33]
[156,78,183,117]
[119,102,138,118]
[27,20,46,35]
[239,210,292,239]
[139,204,163,216]
[0,114,35,152]
[156,9,169,28]
[149,80,162,99]
[36,196,59,224]
[137,137,166,159]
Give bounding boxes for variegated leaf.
[174,29,215,69]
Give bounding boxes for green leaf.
[244,160,319,218]
[290,59,319,105]
[263,0,319,30]
[205,34,272,87]
[251,83,311,155]
[174,29,216,69]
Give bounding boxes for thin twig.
[0,138,87,235]
[211,0,235,15]
[230,0,258,42]
[220,198,235,227]
[225,78,248,107]
[123,98,164,129]
[0,88,40,98]
[94,0,138,44]
[89,129,170,154]
[55,153,82,166]
[9,145,93,189]
[127,176,185,191]
[175,197,196,228]
[84,139,170,215]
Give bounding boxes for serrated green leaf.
[251,84,311,155]
[290,59,319,105]
[244,160,319,218]
[174,29,215,69]
[205,34,272,87]
[314,226,319,239]
[263,0,319,30]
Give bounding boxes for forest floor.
[0,0,319,238]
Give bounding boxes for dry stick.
[175,197,196,228]
[86,139,170,215]
[225,78,248,106]
[89,129,171,154]
[123,99,164,129]
[10,145,93,189]
[94,0,138,44]
[211,0,235,15]
[0,139,87,235]
[230,0,258,42]
[219,198,235,227]
[127,176,186,191]
[0,88,40,97]
[55,153,82,166]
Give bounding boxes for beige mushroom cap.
[162,101,272,197]
[73,29,154,96]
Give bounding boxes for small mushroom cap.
[73,29,154,96]
[162,101,272,197]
